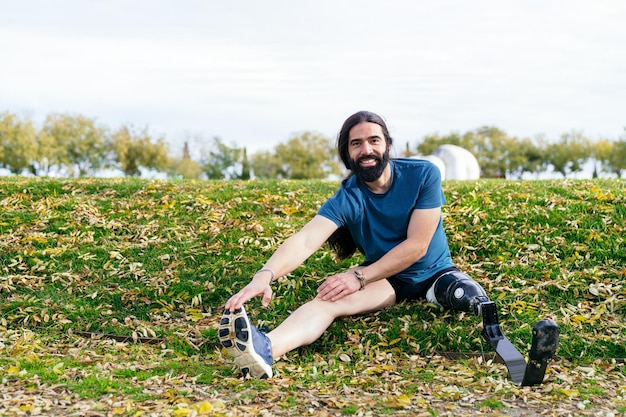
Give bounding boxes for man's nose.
[360,141,373,155]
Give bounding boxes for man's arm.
[317,207,441,301]
[225,215,338,310]
[360,207,441,282]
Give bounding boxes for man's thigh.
[319,279,397,317]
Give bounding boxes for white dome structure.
[411,154,446,180]
[412,144,480,180]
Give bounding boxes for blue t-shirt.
[318,158,454,283]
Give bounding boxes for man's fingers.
[225,283,273,310]
[261,287,273,307]
[318,282,337,299]
[320,283,345,301]
[331,288,346,302]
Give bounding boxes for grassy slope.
[0,177,625,415]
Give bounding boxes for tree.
[545,131,589,178]
[608,129,626,178]
[520,136,550,179]
[41,113,108,177]
[590,138,614,178]
[252,131,340,179]
[417,132,463,156]
[110,125,170,176]
[0,112,38,174]
[506,137,534,179]
[169,142,202,179]
[401,142,415,157]
[240,147,251,180]
[199,137,242,179]
[30,128,66,176]
[251,149,282,179]
[468,126,512,178]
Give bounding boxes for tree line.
[2,111,625,179]
[414,126,626,179]
[0,111,339,180]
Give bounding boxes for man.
[219,111,556,381]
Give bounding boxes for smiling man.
[218,110,558,383]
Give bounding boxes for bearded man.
[219,111,558,382]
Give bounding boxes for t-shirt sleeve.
[414,163,446,209]
[318,193,344,227]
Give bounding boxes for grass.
[0,176,625,416]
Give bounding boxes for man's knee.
[313,279,396,317]
[426,270,490,315]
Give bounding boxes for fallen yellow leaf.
[171,407,192,417]
[7,365,20,374]
[192,401,214,414]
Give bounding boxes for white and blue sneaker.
[219,306,274,378]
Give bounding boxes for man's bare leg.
[220,279,396,378]
[268,279,396,358]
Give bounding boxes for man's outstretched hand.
[225,277,274,311]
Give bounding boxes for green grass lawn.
[0,177,624,416]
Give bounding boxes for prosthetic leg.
[426,270,560,386]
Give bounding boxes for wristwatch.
[353,270,366,291]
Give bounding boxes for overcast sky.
[2,0,625,155]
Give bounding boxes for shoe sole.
[218,307,273,379]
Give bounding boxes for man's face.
[347,122,390,183]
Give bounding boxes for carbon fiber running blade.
[481,302,526,385]
[491,337,526,385]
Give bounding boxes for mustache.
[356,154,383,164]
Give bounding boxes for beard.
[348,150,390,183]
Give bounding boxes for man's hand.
[317,271,361,301]
[224,277,273,311]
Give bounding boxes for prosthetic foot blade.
[491,338,526,385]
[481,301,526,385]
[521,319,560,386]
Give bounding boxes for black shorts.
[387,266,460,302]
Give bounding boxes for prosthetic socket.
[426,270,491,316]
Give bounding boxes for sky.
[2,0,626,156]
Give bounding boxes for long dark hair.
[327,226,358,260]
[328,111,394,260]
